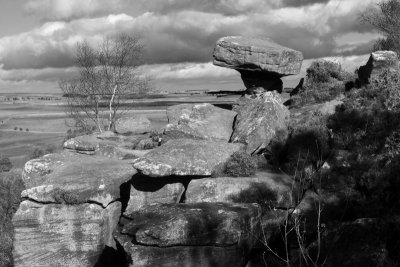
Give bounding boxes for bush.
[29,145,58,160]
[25,128,29,132]
[13,127,17,131]
[306,60,352,84]
[224,151,258,177]
[0,157,12,172]
[0,170,25,267]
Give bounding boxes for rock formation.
[213,36,303,93]
[164,103,237,142]
[358,50,399,85]
[230,91,290,154]
[12,36,308,267]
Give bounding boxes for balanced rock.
[13,200,120,267]
[164,103,237,142]
[115,115,152,134]
[213,36,303,92]
[115,202,261,267]
[231,91,289,154]
[358,50,399,85]
[132,139,243,177]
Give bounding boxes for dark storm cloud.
[281,0,331,7]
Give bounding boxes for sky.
[0,0,383,94]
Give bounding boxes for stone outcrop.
[166,104,195,124]
[132,139,244,177]
[21,152,136,206]
[213,36,303,92]
[115,115,152,135]
[231,91,290,154]
[358,50,399,85]
[115,202,261,267]
[13,201,120,267]
[125,174,185,215]
[185,170,294,208]
[164,103,237,142]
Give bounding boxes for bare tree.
[60,33,151,132]
[360,0,400,55]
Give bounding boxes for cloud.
[25,0,122,21]
[280,0,330,7]
[0,0,382,72]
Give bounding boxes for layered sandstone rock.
[115,202,262,267]
[185,170,294,208]
[231,91,290,154]
[132,139,244,177]
[213,36,303,92]
[164,103,237,142]
[358,50,399,85]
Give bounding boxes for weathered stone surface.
[115,115,152,134]
[186,170,294,208]
[63,133,150,159]
[164,103,237,141]
[124,174,185,215]
[121,202,261,246]
[358,50,399,84]
[22,152,136,206]
[166,104,195,124]
[213,36,303,76]
[132,139,244,177]
[231,91,289,154]
[13,200,121,267]
[115,202,261,267]
[116,240,247,267]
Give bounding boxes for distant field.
[0,93,238,168]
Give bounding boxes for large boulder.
[166,104,195,124]
[13,200,121,267]
[213,36,303,92]
[22,152,136,207]
[358,50,399,85]
[115,115,152,135]
[164,103,237,142]
[231,91,289,154]
[124,174,186,215]
[185,170,294,208]
[132,139,244,177]
[115,202,261,267]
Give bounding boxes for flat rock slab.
[185,170,294,208]
[213,36,303,76]
[231,91,289,154]
[166,104,195,124]
[164,103,237,142]
[132,139,244,177]
[22,152,136,206]
[13,200,120,267]
[115,115,152,135]
[118,202,261,247]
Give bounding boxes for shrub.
[0,157,12,172]
[0,170,25,267]
[25,128,29,132]
[29,145,58,160]
[224,151,258,177]
[19,128,23,131]
[13,127,17,131]
[306,60,352,84]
